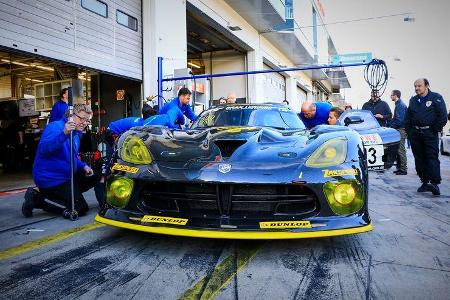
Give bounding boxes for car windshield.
[338,110,380,130]
[192,106,305,130]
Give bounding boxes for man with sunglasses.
[22,104,101,218]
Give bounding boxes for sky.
[319,0,450,111]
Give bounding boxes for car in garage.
[96,104,372,239]
[337,110,401,170]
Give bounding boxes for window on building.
[81,0,108,18]
[116,10,138,31]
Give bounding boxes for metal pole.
[157,56,163,110]
[67,87,78,221]
[162,60,379,82]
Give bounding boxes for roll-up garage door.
[0,0,142,80]
[263,63,285,102]
[293,85,307,112]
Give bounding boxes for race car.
[96,104,372,239]
[337,110,400,170]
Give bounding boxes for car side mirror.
[344,116,364,126]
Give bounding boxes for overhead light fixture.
[11,61,30,67]
[36,65,54,71]
[188,62,201,69]
[25,77,43,82]
[1,59,10,63]
[228,25,242,31]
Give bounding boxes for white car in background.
[441,125,450,155]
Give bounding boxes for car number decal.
[260,220,312,229]
[361,134,384,169]
[141,215,188,225]
[111,163,139,174]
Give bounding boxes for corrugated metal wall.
[0,0,142,80]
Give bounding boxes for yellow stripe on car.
[95,215,373,240]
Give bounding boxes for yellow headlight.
[107,176,134,208]
[323,180,363,215]
[306,138,347,168]
[121,136,152,164]
[333,183,356,205]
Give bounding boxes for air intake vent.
[214,140,246,157]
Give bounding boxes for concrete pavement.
[0,150,448,299]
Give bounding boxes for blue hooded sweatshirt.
[107,117,144,135]
[33,119,86,188]
[143,108,185,128]
[49,100,68,122]
[158,97,197,125]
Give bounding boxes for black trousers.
[409,128,441,184]
[38,172,101,215]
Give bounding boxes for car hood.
[124,126,309,163]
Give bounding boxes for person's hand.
[84,165,94,176]
[375,114,383,119]
[64,121,76,135]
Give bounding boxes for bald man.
[226,92,237,104]
[405,78,447,196]
[298,100,332,129]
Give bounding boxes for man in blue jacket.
[298,100,332,129]
[22,104,100,218]
[159,88,197,127]
[390,89,408,175]
[49,88,69,122]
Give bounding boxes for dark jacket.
[362,99,392,126]
[33,119,86,188]
[390,99,407,129]
[405,91,447,133]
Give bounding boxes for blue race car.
[96,104,372,239]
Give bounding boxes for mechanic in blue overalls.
[298,100,332,129]
[405,78,447,196]
[158,87,198,128]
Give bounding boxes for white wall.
[143,0,187,102]
[0,0,143,80]
[143,0,320,106]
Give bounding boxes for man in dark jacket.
[22,104,100,218]
[390,90,408,175]
[362,90,392,126]
[405,78,448,195]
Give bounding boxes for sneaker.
[417,183,430,193]
[22,188,35,217]
[395,171,407,175]
[428,184,440,196]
